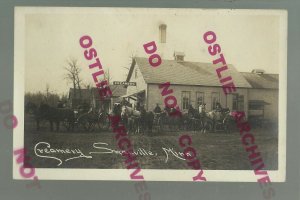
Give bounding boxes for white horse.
[121,106,141,134]
[206,109,232,133]
[121,106,141,117]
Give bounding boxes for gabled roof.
[109,85,127,97]
[241,72,278,89]
[132,57,252,88]
[69,88,92,99]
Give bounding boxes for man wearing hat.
[153,103,162,114]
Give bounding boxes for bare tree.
[103,68,112,84]
[64,58,82,98]
[45,83,50,102]
[102,68,120,95]
[60,93,68,103]
[123,53,135,79]
[83,82,93,90]
[82,82,93,99]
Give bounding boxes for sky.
[24,8,285,95]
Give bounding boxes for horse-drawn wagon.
[25,102,110,132]
[73,108,110,132]
[186,106,235,133]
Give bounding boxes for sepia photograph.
[13,7,287,181]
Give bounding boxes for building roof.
[174,51,185,56]
[249,100,271,105]
[69,88,92,99]
[69,85,127,99]
[132,57,252,88]
[241,72,278,89]
[109,85,127,97]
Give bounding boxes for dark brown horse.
[160,107,183,131]
[140,110,154,133]
[35,103,75,131]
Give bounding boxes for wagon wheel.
[227,119,237,133]
[81,118,95,131]
[162,117,169,132]
[78,115,95,132]
[225,124,231,134]
[62,118,71,131]
[98,113,110,131]
[206,121,213,132]
[154,119,159,133]
[158,117,164,132]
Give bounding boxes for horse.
[97,109,110,130]
[111,103,122,116]
[187,107,202,131]
[139,109,154,133]
[206,108,233,133]
[35,103,75,131]
[152,112,164,132]
[223,110,237,133]
[161,107,183,131]
[75,107,100,131]
[181,112,190,131]
[106,103,123,130]
[121,105,141,134]
[201,111,214,133]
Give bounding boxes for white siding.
[127,64,148,96]
[247,89,278,122]
[147,84,249,116]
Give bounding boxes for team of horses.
[112,103,235,134]
[25,102,109,132]
[25,102,236,134]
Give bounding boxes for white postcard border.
[13,7,287,182]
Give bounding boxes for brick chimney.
[174,51,185,62]
[251,69,265,74]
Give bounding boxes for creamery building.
[123,56,278,123]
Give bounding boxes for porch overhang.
[121,90,145,101]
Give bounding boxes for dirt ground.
[24,115,278,170]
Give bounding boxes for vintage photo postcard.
[14,7,287,182]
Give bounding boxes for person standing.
[136,101,141,111]
[188,104,195,117]
[153,103,162,114]
[215,102,223,112]
[199,103,206,116]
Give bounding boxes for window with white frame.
[196,92,204,107]
[159,24,167,43]
[232,94,238,110]
[211,92,220,110]
[182,91,191,110]
[232,94,244,111]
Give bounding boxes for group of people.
[153,103,179,115]
[120,96,225,117]
[120,98,147,115]
[153,102,224,115]
[63,97,225,117]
